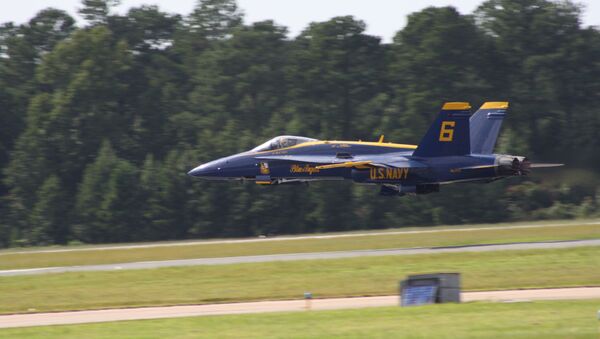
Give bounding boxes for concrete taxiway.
[1,239,598,277]
[0,287,598,329]
[2,220,598,256]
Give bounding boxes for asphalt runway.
[1,239,599,277]
[0,287,598,329]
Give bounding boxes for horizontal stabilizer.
[456,162,563,175]
[529,163,564,168]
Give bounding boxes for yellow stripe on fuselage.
[250,140,417,155]
[315,161,373,170]
[339,141,417,149]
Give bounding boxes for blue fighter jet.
[188,102,562,196]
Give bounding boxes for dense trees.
[476,0,600,164]
[0,0,598,247]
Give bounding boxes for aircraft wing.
[255,154,426,169]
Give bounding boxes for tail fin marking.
[412,102,472,157]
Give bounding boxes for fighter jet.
[188,102,562,196]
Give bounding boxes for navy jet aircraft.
[188,102,562,196]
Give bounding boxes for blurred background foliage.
[0,0,599,247]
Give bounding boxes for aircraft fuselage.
[188,102,559,196]
[189,140,512,194]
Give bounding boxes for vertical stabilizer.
[412,102,471,157]
[469,102,509,154]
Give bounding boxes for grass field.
[0,246,598,314]
[1,300,598,338]
[1,220,598,270]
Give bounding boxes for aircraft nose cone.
[187,166,202,176]
[187,162,220,177]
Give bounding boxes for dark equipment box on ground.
[400,273,461,306]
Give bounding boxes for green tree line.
[1,0,599,247]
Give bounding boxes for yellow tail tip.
[480,102,509,109]
[442,102,471,110]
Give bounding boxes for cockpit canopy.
[251,135,317,152]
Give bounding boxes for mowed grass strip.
[1,222,599,270]
[1,300,598,339]
[0,246,598,314]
